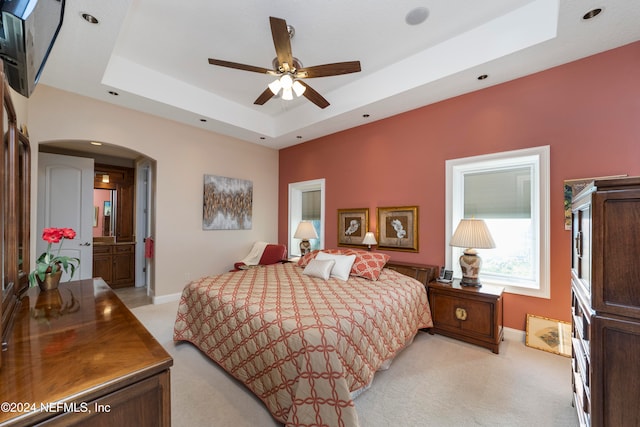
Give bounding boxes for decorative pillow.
[297,250,318,267]
[348,251,391,281]
[315,252,356,281]
[298,248,390,280]
[297,249,343,268]
[302,259,336,280]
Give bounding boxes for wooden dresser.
[570,177,640,426]
[0,278,172,426]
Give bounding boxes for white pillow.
[302,259,335,280]
[315,252,356,281]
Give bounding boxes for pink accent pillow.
[298,249,390,280]
[347,250,391,280]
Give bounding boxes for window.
[445,146,550,298]
[289,179,325,256]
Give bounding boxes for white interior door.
[37,152,94,281]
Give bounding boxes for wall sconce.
[102,174,110,183]
[362,232,377,251]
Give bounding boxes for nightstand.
[427,279,504,354]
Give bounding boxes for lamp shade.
[294,221,318,240]
[449,219,496,250]
[362,232,377,245]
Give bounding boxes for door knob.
[79,242,91,246]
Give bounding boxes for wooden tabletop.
[428,279,504,297]
[0,278,172,425]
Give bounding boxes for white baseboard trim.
[152,292,182,305]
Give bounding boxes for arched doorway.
[37,139,156,307]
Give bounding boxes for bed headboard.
[385,261,439,286]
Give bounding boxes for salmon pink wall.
[279,42,640,331]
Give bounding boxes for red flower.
[42,228,63,243]
[61,228,76,239]
[30,227,80,288]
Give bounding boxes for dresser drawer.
[93,245,112,254]
[114,244,134,254]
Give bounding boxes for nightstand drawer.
[430,293,493,337]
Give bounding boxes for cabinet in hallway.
[93,243,135,288]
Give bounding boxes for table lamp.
[294,221,318,255]
[362,232,377,251]
[449,218,496,287]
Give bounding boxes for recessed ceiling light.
[108,91,119,96]
[81,13,99,24]
[583,8,602,20]
[90,141,102,146]
[477,74,488,80]
[405,7,429,26]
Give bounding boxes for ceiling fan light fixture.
[282,87,294,100]
[268,79,282,95]
[292,80,306,97]
[208,17,361,108]
[280,74,294,90]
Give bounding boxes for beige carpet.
[132,300,579,427]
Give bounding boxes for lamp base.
[459,251,483,287]
[460,277,482,287]
[299,240,311,256]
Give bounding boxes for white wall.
[27,85,279,298]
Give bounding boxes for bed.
[173,251,433,427]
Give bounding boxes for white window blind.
[464,167,531,219]
[302,190,321,220]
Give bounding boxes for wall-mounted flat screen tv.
[0,0,65,98]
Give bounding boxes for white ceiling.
[38,0,640,150]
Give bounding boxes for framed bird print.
[376,206,418,252]
[337,208,369,247]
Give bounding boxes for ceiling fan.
[208,16,361,109]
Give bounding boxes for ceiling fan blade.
[296,61,361,78]
[208,58,274,75]
[254,87,275,105]
[270,17,294,71]
[298,81,330,109]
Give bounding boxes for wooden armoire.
[571,176,640,426]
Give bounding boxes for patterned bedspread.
[173,262,432,427]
